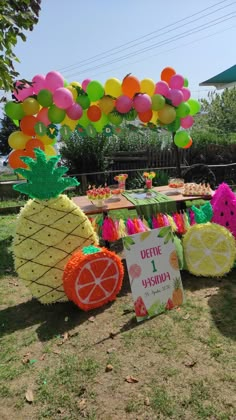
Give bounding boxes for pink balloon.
[133,94,151,113]
[32,74,46,94]
[13,81,34,101]
[180,115,194,129]
[82,79,91,91]
[155,81,169,96]
[37,107,50,126]
[66,103,83,120]
[169,74,184,89]
[53,87,74,109]
[115,95,132,113]
[181,87,191,101]
[169,89,184,107]
[45,71,64,93]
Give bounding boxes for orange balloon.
[160,67,176,84]
[8,149,27,169]
[138,109,153,123]
[183,138,193,149]
[26,138,45,157]
[122,75,140,98]
[87,105,102,122]
[20,115,37,136]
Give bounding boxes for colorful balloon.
[20,115,37,136]
[180,115,194,129]
[66,85,78,101]
[151,94,165,111]
[77,111,90,128]
[181,87,191,102]
[13,82,34,101]
[82,79,91,91]
[8,131,30,150]
[140,78,155,96]
[37,107,50,126]
[174,130,190,148]
[176,102,190,118]
[138,109,153,123]
[4,102,25,120]
[32,74,45,94]
[87,105,102,122]
[45,71,64,93]
[44,144,57,156]
[154,81,169,97]
[167,117,181,132]
[26,138,45,155]
[169,89,184,107]
[76,94,91,109]
[61,115,78,130]
[160,67,176,84]
[108,112,123,125]
[99,96,115,114]
[122,75,140,98]
[53,87,73,109]
[37,89,53,107]
[169,74,184,89]
[8,149,27,169]
[22,98,40,115]
[133,94,151,113]
[187,99,201,115]
[183,138,193,149]
[158,104,176,124]
[66,103,83,120]
[104,78,122,98]
[115,95,132,114]
[86,81,104,101]
[48,105,66,124]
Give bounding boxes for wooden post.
[172,132,181,177]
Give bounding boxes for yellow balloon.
[99,96,115,114]
[104,78,122,98]
[150,110,158,125]
[8,131,30,149]
[45,145,57,156]
[40,135,54,145]
[140,78,155,96]
[158,105,176,124]
[70,81,81,88]
[61,115,77,130]
[22,98,40,115]
[66,85,77,100]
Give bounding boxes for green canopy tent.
[199,64,236,89]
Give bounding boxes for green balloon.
[151,94,165,111]
[48,105,66,124]
[77,111,90,128]
[108,112,123,126]
[183,78,189,87]
[37,89,53,107]
[76,94,91,109]
[167,117,181,132]
[174,130,190,147]
[176,102,190,118]
[5,101,25,120]
[86,81,104,101]
[187,99,201,116]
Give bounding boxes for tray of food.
[182,183,213,197]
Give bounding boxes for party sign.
[123,227,184,322]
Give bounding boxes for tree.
[0,0,41,95]
[201,88,236,133]
[0,116,17,154]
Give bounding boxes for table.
[72,185,213,216]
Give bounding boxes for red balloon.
[183,138,193,149]
[8,149,27,169]
[87,105,102,122]
[26,138,45,157]
[160,67,176,84]
[138,109,153,123]
[20,115,37,136]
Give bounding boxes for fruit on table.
[168,178,184,188]
[63,246,124,311]
[87,187,111,200]
[13,149,98,304]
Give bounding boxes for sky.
[2,0,236,112]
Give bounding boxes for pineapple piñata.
[13,149,98,304]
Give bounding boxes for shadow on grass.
[0,236,15,278]
[0,264,131,343]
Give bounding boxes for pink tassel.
[126,219,135,235]
[152,216,158,229]
[102,217,118,242]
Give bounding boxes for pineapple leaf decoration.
[13,148,79,200]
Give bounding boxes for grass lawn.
[0,214,235,419]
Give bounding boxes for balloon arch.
[4,67,201,172]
